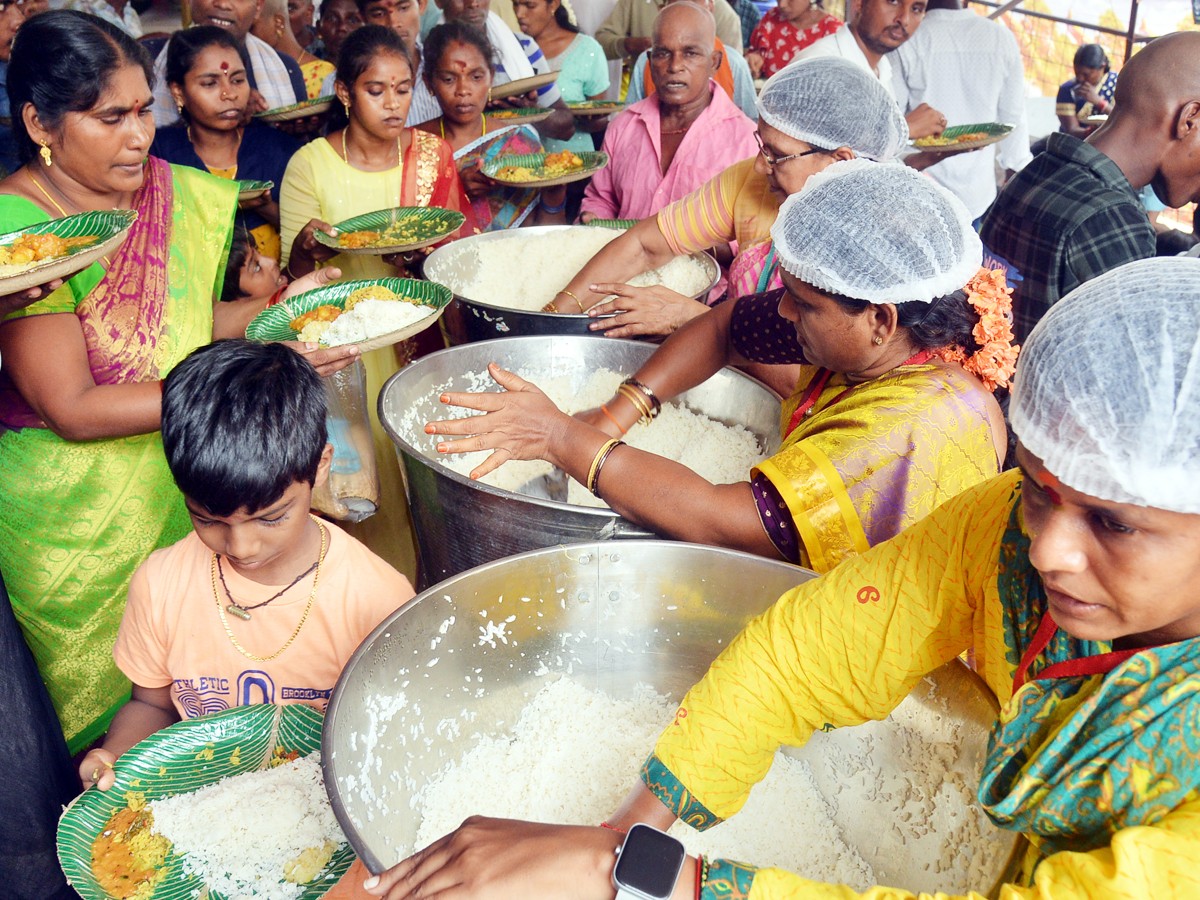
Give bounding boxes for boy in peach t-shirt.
[78,340,414,895]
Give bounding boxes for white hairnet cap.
[770,158,981,304]
[757,57,909,161]
[1011,257,1200,513]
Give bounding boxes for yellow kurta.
[647,470,1200,898]
[279,133,471,580]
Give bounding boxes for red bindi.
[220,60,229,71]
[1038,472,1064,506]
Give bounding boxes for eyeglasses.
[754,132,826,167]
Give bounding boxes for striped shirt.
[657,157,778,262]
[487,14,563,108]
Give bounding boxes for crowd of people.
[2,0,1200,898]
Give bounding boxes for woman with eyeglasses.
[426,161,1009,573]
[541,58,904,342]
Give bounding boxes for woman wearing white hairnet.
[542,56,908,341]
[368,255,1200,900]
[425,160,1010,573]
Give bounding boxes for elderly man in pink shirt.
[581,0,757,222]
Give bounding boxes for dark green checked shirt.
[980,132,1155,343]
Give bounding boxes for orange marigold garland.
[934,266,1020,392]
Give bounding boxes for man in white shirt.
[793,0,944,139]
[892,0,1032,220]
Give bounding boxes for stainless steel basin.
[322,541,1019,896]
[424,225,719,345]
[378,335,781,586]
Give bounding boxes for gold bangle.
[587,438,624,496]
[624,377,661,417]
[616,384,652,423]
[556,289,587,313]
[619,388,651,423]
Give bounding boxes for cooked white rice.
[149,753,346,900]
[449,228,713,310]
[321,298,434,346]
[402,675,1003,894]
[412,677,876,885]
[435,368,763,507]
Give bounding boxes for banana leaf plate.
[0,209,136,295]
[482,150,608,188]
[567,100,624,117]
[488,71,557,101]
[246,276,453,352]
[57,704,354,900]
[255,95,336,122]
[315,206,466,256]
[585,218,637,230]
[910,121,1014,154]
[484,107,554,127]
[237,179,273,202]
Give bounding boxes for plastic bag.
[311,359,379,522]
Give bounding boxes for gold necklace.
[342,126,403,176]
[28,172,115,268]
[211,517,329,662]
[439,114,487,142]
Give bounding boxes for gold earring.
[176,100,184,113]
[873,336,883,345]
[39,141,51,167]
[343,100,351,116]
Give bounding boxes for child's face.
[185,445,332,584]
[239,245,285,299]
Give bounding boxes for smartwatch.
[612,822,687,900]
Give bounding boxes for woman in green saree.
[0,11,354,755]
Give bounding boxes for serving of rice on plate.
[58,705,356,900]
[245,277,454,353]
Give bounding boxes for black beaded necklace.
[216,555,320,621]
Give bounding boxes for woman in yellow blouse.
[543,57,907,342]
[425,161,1008,572]
[365,258,1200,900]
[279,24,473,574]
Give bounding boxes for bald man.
[624,0,758,119]
[582,0,757,221]
[981,32,1200,341]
